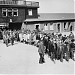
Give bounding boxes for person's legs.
[66,51,69,61]
[39,53,45,64]
[5,39,8,47]
[71,50,75,61]
[42,54,45,63]
[60,52,63,62]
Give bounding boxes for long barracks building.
[23,13,75,33]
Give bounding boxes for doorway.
[57,24,60,32]
[35,25,40,30]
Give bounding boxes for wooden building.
[0,0,39,30]
[23,13,75,34]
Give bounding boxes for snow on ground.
[0,40,75,74]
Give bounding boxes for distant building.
[23,13,75,33]
[0,0,39,29]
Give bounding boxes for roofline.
[24,19,75,24]
[0,5,39,8]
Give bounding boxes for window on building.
[13,8,18,16]
[17,1,24,5]
[50,23,54,30]
[8,8,12,17]
[2,8,18,17]
[44,24,48,30]
[64,22,66,29]
[64,22,68,30]
[58,24,60,32]
[50,25,54,30]
[28,9,32,16]
[2,8,7,17]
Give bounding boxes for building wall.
[0,7,26,23]
[22,21,75,33]
[22,23,54,33]
[26,8,38,19]
[15,7,25,22]
[74,22,75,31]
[0,7,38,23]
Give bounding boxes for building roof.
[0,0,39,7]
[24,13,75,24]
[39,13,75,20]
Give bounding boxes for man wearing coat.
[38,38,45,64]
[10,31,15,45]
[43,35,48,54]
[5,30,9,47]
[69,39,75,61]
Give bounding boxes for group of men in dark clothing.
[38,32,75,64]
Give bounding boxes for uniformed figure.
[48,39,52,57]
[0,29,3,40]
[38,38,45,64]
[57,39,61,60]
[2,30,6,43]
[10,31,14,45]
[63,42,69,61]
[15,30,19,41]
[69,39,75,61]
[53,39,58,60]
[48,38,55,62]
[63,37,70,61]
[5,30,9,47]
[43,35,48,54]
[17,31,20,41]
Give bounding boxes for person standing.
[10,31,14,45]
[43,35,48,54]
[69,32,74,40]
[2,29,6,43]
[69,39,75,61]
[0,29,3,40]
[5,30,9,47]
[38,38,45,64]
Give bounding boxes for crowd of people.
[0,28,75,64]
[0,28,41,47]
[38,31,75,64]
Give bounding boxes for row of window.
[2,8,33,17]
[2,8,18,17]
[44,25,54,30]
[39,24,54,30]
[44,22,71,31]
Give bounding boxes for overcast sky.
[27,0,74,13]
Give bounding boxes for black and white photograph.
[0,0,75,74]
